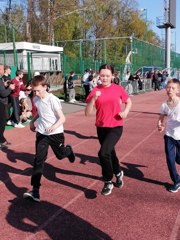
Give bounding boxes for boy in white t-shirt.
[23,75,75,202]
[158,79,180,193]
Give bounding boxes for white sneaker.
[25,119,31,123]
[6,120,12,126]
[13,123,25,128]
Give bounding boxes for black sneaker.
[66,145,75,163]
[0,142,8,149]
[168,183,180,193]
[101,181,114,196]
[115,171,124,188]
[23,189,40,202]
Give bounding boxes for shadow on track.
[121,162,169,187]
[6,197,112,240]
[64,130,97,140]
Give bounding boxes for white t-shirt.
[160,101,180,140]
[34,93,64,135]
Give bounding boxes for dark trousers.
[10,96,20,124]
[97,126,123,182]
[154,80,160,91]
[164,135,180,184]
[31,132,69,188]
[84,85,90,99]
[0,102,8,143]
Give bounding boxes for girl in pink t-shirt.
[85,64,132,196]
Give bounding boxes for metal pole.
[27,52,32,82]
[12,24,18,67]
[4,24,7,65]
[103,39,107,64]
[165,26,171,75]
[145,9,148,42]
[4,24,7,42]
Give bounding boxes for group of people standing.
[0,64,34,148]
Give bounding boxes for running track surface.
[1,90,180,240]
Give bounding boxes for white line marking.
[25,180,98,240]
[169,209,180,240]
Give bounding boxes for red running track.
[0,90,180,240]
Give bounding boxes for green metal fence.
[59,37,180,78]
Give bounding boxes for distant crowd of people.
[65,68,172,103]
[126,69,170,92]
[65,68,121,103]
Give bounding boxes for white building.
[0,42,63,73]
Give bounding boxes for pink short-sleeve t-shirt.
[86,83,129,127]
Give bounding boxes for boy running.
[23,75,75,202]
[158,79,180,192]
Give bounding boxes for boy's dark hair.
[31,75,47,87]
[4,65,10,71]
[88,75,93,81]
[16,69,23,76]
[166,78,180,86]
[99,64,114,74]
[70,71,74,75]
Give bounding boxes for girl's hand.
[119,111,128,119]
[93,91,101,100]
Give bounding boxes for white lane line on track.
[120,128,157,161]
[169,209,180,240]
[25,180,98,240]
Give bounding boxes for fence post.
[103,39,107,64]
[11,24,18,67]
[27,52,31,82]
[79,40,84,75]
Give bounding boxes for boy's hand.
[9,83,15,90]
[29,121,36,132]
[158,124,165,132]
[46,126,56,133]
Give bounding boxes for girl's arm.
[119,97,132,118]
[85,91,101,116]
[46,108,66,133]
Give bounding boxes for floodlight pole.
[165,27,171,74]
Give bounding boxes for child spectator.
[68,71,76,103]
[7,70,26,128]
[19,98,32,122]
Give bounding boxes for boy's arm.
[46,108,66,133]
[29,114,39,132]
[157,114,165,132]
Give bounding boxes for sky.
[137,0,180,53]
[1,0,179,53]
